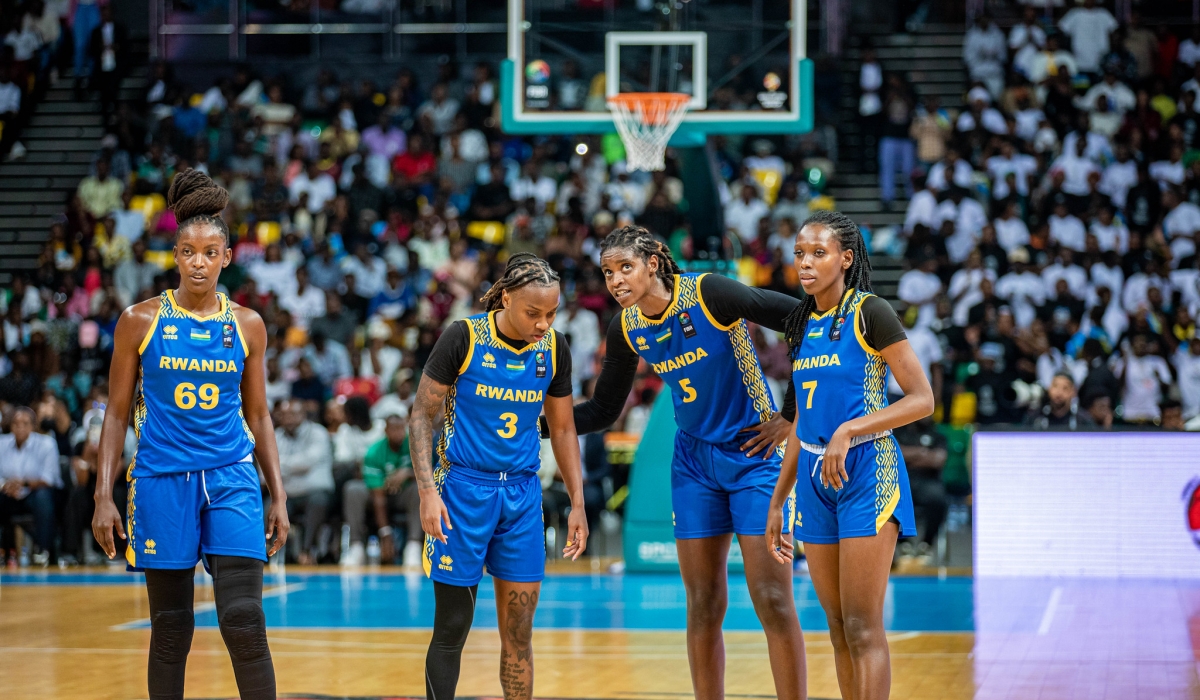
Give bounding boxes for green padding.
[936,424,973,497]
[500,58,815,137]
[622,390,746,572]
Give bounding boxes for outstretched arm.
[571,316,640,434]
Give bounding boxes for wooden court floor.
[0,565,974,700]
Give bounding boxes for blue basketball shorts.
[423,465,544,586]
[671,430,795,540]
[126,461,267,571]
[793,434,917,544]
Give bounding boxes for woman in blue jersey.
[410,253,588,700]
[766,210,934,700]
[92,170,289,700]
[570,225,807,700]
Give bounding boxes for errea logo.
[636,336,650,351]
[438,555,453,571]
[144,539,157,555]
[482,353,497,368]
[162,325,179,340]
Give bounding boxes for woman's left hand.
[739,412,791,459]
[265,498,290,557]
[821,426,852,491]
[562,507,589,561]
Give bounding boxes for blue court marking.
[0,571,145,585]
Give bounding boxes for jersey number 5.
[802,380,817,410]
[497,412,518,438]
[175,382,220,410]
[679,378,698,403]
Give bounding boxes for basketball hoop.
[607,93,692,172]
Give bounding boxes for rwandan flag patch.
[506,360,525,371]
[190,328,212,341]
[655,328,673,343]
[807,327,824,339]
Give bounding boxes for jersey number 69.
[174,382,220,410]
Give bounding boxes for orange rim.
[607,92,691,126]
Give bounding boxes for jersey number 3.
[497,412,518,438]
[175,382,220,410]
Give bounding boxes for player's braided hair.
[480,252,560,311]
[167,168,231,242]
[600,224,681,289]
[782,210,873,357]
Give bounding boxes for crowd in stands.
[859,3,1200,437]
[2,2,1197,568]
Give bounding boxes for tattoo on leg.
[499,589,538,699]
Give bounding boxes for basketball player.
[411,253,588,700]
[767,210,934,700]
[91,170,289,700]
[568,225,807,700]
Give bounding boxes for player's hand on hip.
[563,507,589,560]
[265,498,290,557]
[420,489,452,544]
[739,412,791,459]
[765,509,793,565]
[91,496,126,560]
[822,427,852,491]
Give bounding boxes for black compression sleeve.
[699,273,800,332]
[572,316,640,434]
[781,377,796,422]
[549,330,573,397]
[210,555,275,700]
[421,321,470,386]
[426,581,479,700]
[145,568,196,700]
[860,296,907,352]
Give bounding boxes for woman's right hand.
[419,489,452,544]
[91,497,126,559]
[766,507,793,565]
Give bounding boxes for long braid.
[783,210,874,357]
[479,252,560,311]
[167,168,231,241]
[599,225,680,288]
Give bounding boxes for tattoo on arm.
[410,378,450,490]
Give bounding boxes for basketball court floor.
[2,562,1196,700]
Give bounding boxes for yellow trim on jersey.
[138,306,163,355]
[694,273,739,331]
[230,306,250,358]
[459,320,476,375]
[125,477,137,568]
[422,533,433,577]
[851,293,882,357]
[633,273,682,326]
[620,312,636,353]
[549,329,558,378]
[809,287,856,321]
[166,289,229,322]
[875,483,901,533]
[487,310,537,355]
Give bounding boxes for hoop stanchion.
[607,93,692,172]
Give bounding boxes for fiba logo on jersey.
[483,353,497,368]
[223,323,234,348]
[1183,478,1200,548]
[535,351,546,378]
[162,325,178,340]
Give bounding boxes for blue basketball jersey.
[438,311,556,479]
[131,291,256,477]
[621,273,775,444]
[791,289,890,445]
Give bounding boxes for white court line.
[110,582,305,631]
[1036,586,1063,636]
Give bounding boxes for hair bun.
[167,168,229,222]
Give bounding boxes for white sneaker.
[340,542,366,567]
[402,540,422,568]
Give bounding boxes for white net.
[607,93,692,172]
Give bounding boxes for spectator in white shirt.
[1076,70,1136,116]
[926,149,974,192]
[289,161,337,214]
[1163,187,1200,264]
[1090,251,1125,304]
[1058,0,1118,74]
[1027,34,1079,85]
[341,244,388,300]
[897,257,943,328]
[994,200,1031,252]
[1050,138,1100,198]
[509,160,558,212]
[306,332,353,386]
[246,243,297,299]
[1122,260,1172,315]
[1180,26,1200,69]
[1088,205,1129,253]
[1048,200,1088,252]
[995,248,1046,328]
[552,294,602,389]
[278,266,326,330]
[724,183,771,245]
[1099,142,1138,208]
[418,82,460,136]
[904,176,940,233]
[1115,335,1173,422]
[963,15,1007,98]
[986,139,1038,199]
[1150,144,1186,190]
[956,93,1008,135]
[273,399,334,565]
[1175,338,1200,420]
[948,250,997,326]
[359,320,402,392]
[1009,7,1047,79]
[1061,126,1111,164]
[936,187,989,263]
[604,163,647,215]
[1041,248,1089,299]
[0,408,61,560]
[1171,256,1200,313]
